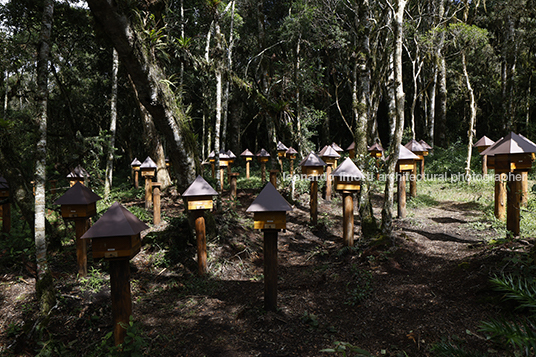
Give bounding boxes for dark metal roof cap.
[140,156,157,169]
[404,139,425,152]
[246,182,292,212]
[286,147,298,155]
[473,136,494,148]
[277,141,288,152]
[182,175,218,197]
[480,137,503,156]
[398,144,420,160]
[331,142,344,152]
[346,141,355,150]
[81,202,149,239]
[257,148,271,157]
[485,132,536,155]
[419,140,433,150]
[208,150,216,158]
[53,182,102,205]
[300,152,327,167]
[320,145,341,159]
[240,149,255,157]
[67,165,89,179]
[368,142,384,152]
[130,158,142,166]
[0,176,8,189]
[331,158,365,179]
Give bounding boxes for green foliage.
[79,267,107,293]
[320,341,372,356]
[345,265,373,306]
[98,316,147,357]
[431,339,488,357]
[424,139,480,177]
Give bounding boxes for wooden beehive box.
[277,141,288,158]
[368,142,384,158]
[53,182,101,219]
[346,141,356,157]
[286,147,298,160]
[319,145,340,166]
[226,150,236,164]
[257,148,271,163]
[140,156,157,177]
[130,158,142,171]
[484,132,536,172]
[300,152,326,177]
[182,175,218,211]
[81,202,149,260]
[241,149,255,162]
[396,145,420,172]
[67,165,89,186]
[247,182,292,230]
[405,139,427,159]
[419,140,433,154]
[0,176,8,198]
[208,150,216,163]
[331,158,364,192]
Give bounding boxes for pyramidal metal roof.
[208,150,216,159]
[81,202,149,239]
[398,144,420,160]
[257,148,270,157]
[473,136,495,148]
[300,152,327,167]
[484,132,536,155]
[405,139,426,153]
[277,141,288,152]
[419,140,433,150]
[140,156,157,169]
[130,158,142,166]
[286,147,298,155]
[226,150,236,159]
[331,158,365,180]
[182,175,218,197]
[368,142,384,152]
[320,145,341,158]
[219,150,230,159]
[240,149,255,157]
[67,165,89,178]
[331,142,344,152]
[53,182,102,205]
[246,182,292,213]
[346,142,355,150]
[0,176,8,189]
[480,137,503,156]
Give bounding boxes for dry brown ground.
[0,184,526,356]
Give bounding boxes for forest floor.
[0,179,533,356]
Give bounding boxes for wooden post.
[507,172,521,237]
[289,159,294,176]
[398,171,407,218]
[482,155,488,175]
[409,167,417,198]
[49,179,58,195]
[325,164,333,201]
[420,158,425,177]
[521,171,528,207]
[246,161,250,179]
[194,210,207,275]
[134,170,139,189]
[219,167,225,191]
[152,182,161,227]
[211,163,215,179]
[230,173,239,199]
[310,180,318,225]
[109,259,132,346]
[261,163,266,184]
[495,172,507,221]
[144,177,153,209]
[2,202,11,234]
[342,191,354,247]
[263,229,278,311]
[269,170,278,188]
[74,218,89,277]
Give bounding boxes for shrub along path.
[0,182,528,356]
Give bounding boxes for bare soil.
[0,185,527,356]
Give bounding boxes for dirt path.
[0,190,511,356]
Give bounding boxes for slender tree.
[104,48,118,199]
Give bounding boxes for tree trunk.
[381,0,407,237]
[214,20,223,195]
[462,51,476,183]
[86,0,195,191]
[104,48,119,199]
[35,0,56,315]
